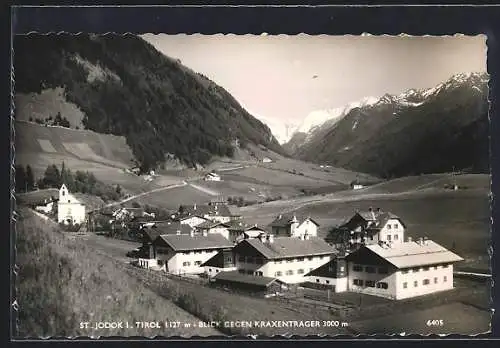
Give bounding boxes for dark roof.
[235,236,335,260]
[154,233,233,251]
[142,228,163,243]
[150,222,194,235]
[269,214,320,228]
[340,210,406,230]
[213,271,279,287]
[196,220,230,229]
[200,251,226,267]
[305,257,345,277]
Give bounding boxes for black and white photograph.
[12,32,491,338]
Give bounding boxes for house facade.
[204,172,221,181]
[57,184,86,225]
[152,233,233,275]
[175,202,236,224]
[326,208,406,250]
[305,257,348,293]
[178,215,209,228]
[269,214,319,239]
[344,238,463,300]
[201,249,237,277]
[195,221,230,240]
[232,234,335,284]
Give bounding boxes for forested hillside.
[14,34,284,172]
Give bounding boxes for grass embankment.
[15,208,220,338]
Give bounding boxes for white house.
[232,234,335,284]
[269,214,319,239]
[305,257,348,293]
[352,184,364,190]
[152,233,233,275]
[35,198,56,214]
[174,203,237,224]
[57,184,86,225]
[262,157,272,163]
[226,221,268,243]
[178,215,210,228]
[195,221,230,240]
[204,172,221,181]
[201,249,237,278]
[344,237,464,300]
[326,208,406,249]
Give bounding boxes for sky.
[141,34,487,140]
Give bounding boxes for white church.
[57,184,86,225]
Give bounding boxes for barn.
[211,270,288,297]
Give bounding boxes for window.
[297,257,304,262]
[434,266,438,270]
[387,224,392,230]
[256,271,263,276]
[209,268,212,272]
[340,266,345,272]
[353,265,363,272]
[226,257,232,263]
[216,269,219,273]
[401,269,409,274]
[247,270,253,275]
[387,235,392,241]
[319,256,324,260]
[403,282,408,289]
[286,259,293,263]
[423,279,430,285]
[238,269,245,274]
[423,266,429,271]
[414,281,418,287]
[316,279,320,283]
[378,267,388,274]
[370,235,374,241]
[276,260,283,264]
[326,280,330,284]
[412,267,419,273]
[238,256,245,262]
[443,276,447,282]
[394,224,398,229]
[376,282,388,289]
[194,261,202,266]
[366,280,376,287]
[297,269,305,274]
[308,257,314,261]
[182,262,191,267]
[444,264,450,268]
[275,271,283,277]
[353,279,363,286]
[394,234,399,240]
[434,277,438,284]
[365,266,376,273]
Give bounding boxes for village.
[30,182,466,302]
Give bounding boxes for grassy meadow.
[14,208,220,338]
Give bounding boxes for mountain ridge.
[284,72,489,178]
[14,33,285,172]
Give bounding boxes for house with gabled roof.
[232,234,336,284]
[195,220,230,240]
[304,256,348,293]
[201,249,237,277]
[211,270,287,297]
[344,237,463,300]
[57,184,86,225]
[325,207,406,250]
[152,233,233,275]
[225,220,269,243]
[174,202,237,224]
[269,213,319,239]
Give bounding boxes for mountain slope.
[14,34,284,172]
[288,73,490,178]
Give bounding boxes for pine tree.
[43,164,61,188]
[25,165,35,191]
[15,165,27,192]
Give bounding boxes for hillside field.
[237,174,491,272]
[14,208,220,338]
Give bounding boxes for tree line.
[16,162,124,202]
